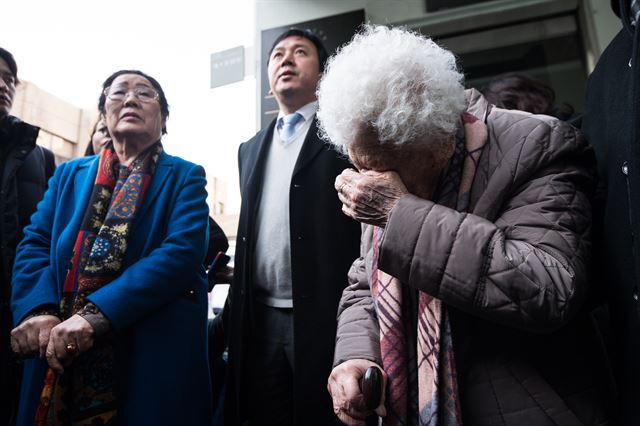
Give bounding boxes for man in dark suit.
[221,29,361,425]
[582,0,640,423]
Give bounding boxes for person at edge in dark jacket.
[0,47,55,426]
[582,0,640,423]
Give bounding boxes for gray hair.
[317,25,466,154]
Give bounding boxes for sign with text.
[211,46,245,89]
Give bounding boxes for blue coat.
[11,152,213,426]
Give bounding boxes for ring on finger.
[65,342,77,355]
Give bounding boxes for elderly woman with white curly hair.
[319,26,611,425]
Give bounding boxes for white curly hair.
[317,25,466,154]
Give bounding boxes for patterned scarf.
[35,141,163,426]
[371,112,487,425]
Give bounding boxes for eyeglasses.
[104,85,159,103]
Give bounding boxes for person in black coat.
[218,29,361,425]
[0,47,55,426]
[581,0,640,423]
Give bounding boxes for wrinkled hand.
[335,169,408,227]
[11,315,60,359]
[328,359,387,425]
[45,314,95,374]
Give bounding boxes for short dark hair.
[84,116,108,156]
[268,28,328,72]
[98,69,169,135]
[84,143,96,156]
[482,73,555,115]
[84,120,98,156]
[611,0,621,18]
[0,47,19,84]
[481,72,575,121]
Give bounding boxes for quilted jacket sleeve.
[379,118,594,333]
[333,225,382,366]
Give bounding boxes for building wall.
[255,0,620,55]
[11,80,97,162]
[208,176,228,215]
[253,0,622,127]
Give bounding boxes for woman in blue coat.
[10,70,213,425]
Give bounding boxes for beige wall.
[11,80,98,162]
[208,176,228,215]
[213,213,239,240]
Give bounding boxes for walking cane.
[361,366,383,425]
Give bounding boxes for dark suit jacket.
[582,1,640,422]
[224,117,361,425]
